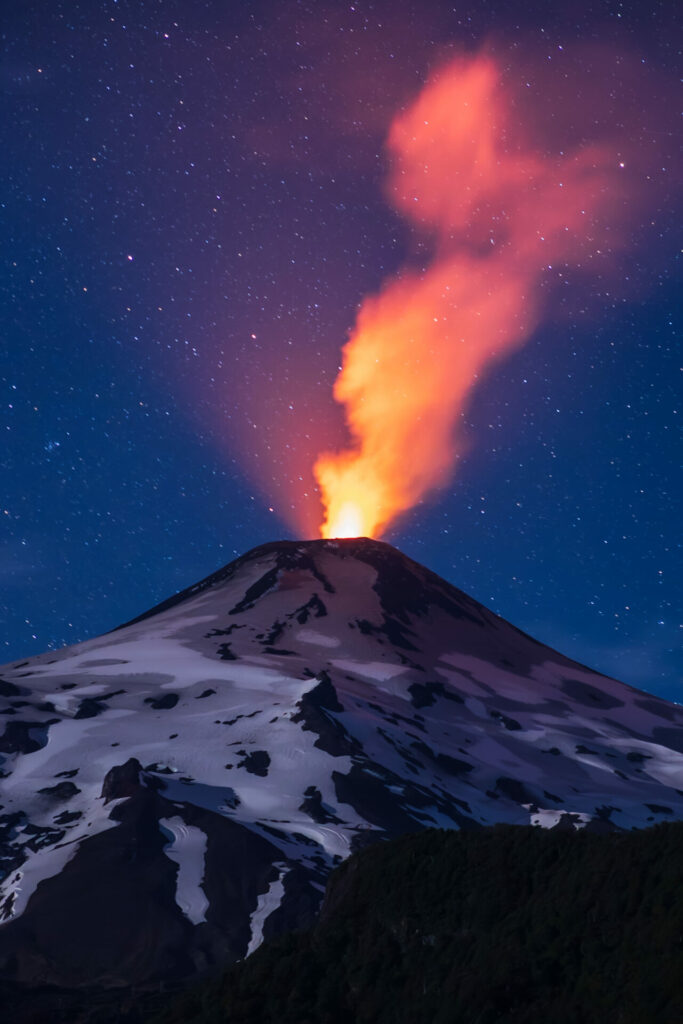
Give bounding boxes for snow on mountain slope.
[1,538,682,989]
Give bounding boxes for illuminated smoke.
[314,55,622,539]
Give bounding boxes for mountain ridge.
[115,537,645,694]
[1,537,682,1001]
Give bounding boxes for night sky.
[1,2,680,700]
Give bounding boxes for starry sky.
[1,1,680,699]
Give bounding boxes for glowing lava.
[315,53,623,540]
[315,455,386,538]
[326,500,364,540]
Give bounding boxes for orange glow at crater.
[326,500,365,539]
[315,53,623,540]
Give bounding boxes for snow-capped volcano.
[1,538,682,990]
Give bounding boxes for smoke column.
[314,54,624,539]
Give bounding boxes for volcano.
[1,538,682,997]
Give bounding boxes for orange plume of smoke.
[314,55,623,539]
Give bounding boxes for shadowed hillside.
[151,822,683,1024]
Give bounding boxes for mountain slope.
[152,822,683,1024]
[1,538,682,995]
